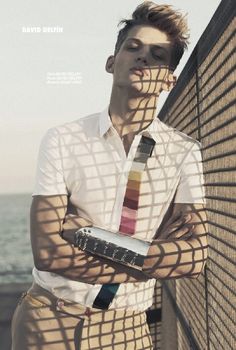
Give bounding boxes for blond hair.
[114,1,189,69]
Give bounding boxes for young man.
[11,2,208,349]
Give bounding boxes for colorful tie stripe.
[92,135,156,310]
[119,135,156,235]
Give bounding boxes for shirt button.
[84,307,91,317]
[57,299,65,309]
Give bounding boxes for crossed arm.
[30,195,208,284]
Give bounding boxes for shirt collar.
[99,105,161,142]
[99,106,113,137]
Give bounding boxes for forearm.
[38,223,207,282]
[39,236,149,284]
[143,235,208,279]
[32,197,207,283]
[31,196,148,284]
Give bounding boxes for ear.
[161,72,177,92]
[105,55,115,74]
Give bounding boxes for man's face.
[106,25,175,96]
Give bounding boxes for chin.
[130,82,158,95]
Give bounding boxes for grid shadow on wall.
[151,0,236,349]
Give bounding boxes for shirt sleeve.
[32,128,68,196]
[174,141,206,204]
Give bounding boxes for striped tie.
[119,135,156,235]
[93,134,156,310]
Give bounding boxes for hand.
[61,214,92,244]
[144,213,194,277]
[156,213,194,241]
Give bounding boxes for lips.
[130,67,149,77]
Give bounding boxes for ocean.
[0,194,33,284]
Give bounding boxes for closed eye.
[153,53,165,60]
[126,45,139,50]
[152,49,167,61]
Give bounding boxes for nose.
[136,56,148,65]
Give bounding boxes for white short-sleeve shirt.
[32,107,206,311]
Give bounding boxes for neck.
[109,87,159,138]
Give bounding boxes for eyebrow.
[125,38,170,55]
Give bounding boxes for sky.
[0,0,222,194]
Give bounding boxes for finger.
[180,231,193,240]
[177,213,192,225]
[167,225,194,240]
[166,226,188,239]
[183,213,192,223]
[166,214,192,234]
[169,213,192,225]
[157,225,187,239]
[164,219,185,235]
[156,219,184,239]
[156,213,192,239]
[161,213,182,229]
